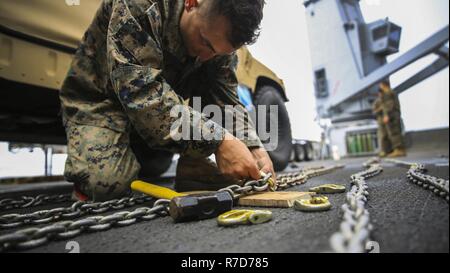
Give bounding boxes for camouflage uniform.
[60,0,263,201]
[372,88,405,154]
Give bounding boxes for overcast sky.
[249,0,449,141]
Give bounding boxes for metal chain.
[276,165,344,190]
[0,194,72,211]
[0,195,154,229]
[0,199,170,252]
[1,166,344,229]
[218,173,272,200]
[330,158,383,253]
[218,165,344,199]
[0,165,344,252]
[386,158,449,203]
[0,176,274,252]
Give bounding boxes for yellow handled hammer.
[131,180,233,222]
[131,180,187,200]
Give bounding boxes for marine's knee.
[64,123,140,201]
[87,169,138,201]
[66,164,139,202]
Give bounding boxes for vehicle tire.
[290,144,298,162]
[303,143,314,162]
[253,85,292,171]
[295,143,306,162]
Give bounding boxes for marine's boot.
[71,183,89,202]
[174,156,242,192]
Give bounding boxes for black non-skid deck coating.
[1,152,448,253]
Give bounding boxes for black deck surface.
[1,150,448,253]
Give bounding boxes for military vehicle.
[0,0,295,172]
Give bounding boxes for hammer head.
[169,191,233,222]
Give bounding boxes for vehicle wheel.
[290,144,298,162]
[295,144,306,162]
[303,143,314,162]
[254,85,292,171]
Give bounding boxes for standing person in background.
[372,81,407,158]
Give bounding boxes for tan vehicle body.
[0,0,286,99]
[0,0,292,170]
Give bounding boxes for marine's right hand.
[215,133,261,183]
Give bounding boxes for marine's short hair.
[203,0,265,48]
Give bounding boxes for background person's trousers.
[377,115,405,154]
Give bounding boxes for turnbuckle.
[217,209,273,226]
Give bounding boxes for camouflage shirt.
[372,88,401,119]
[60,0,263,158]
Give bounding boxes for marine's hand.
[251,147,276,182]
[215,133,261,182]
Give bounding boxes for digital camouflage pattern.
[60,0,262,200]
[64,121,140,201]
[372,88,405,154]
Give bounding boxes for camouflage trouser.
[64,122,238,201]
[377,115,405,153]
[64,122,141,201]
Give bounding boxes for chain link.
[218,176,271,200]
[0,195,154,229]
[330,158,383,253]
[276,165,344,190]
[386,158,449,203]
[0,194,72,211]
[0,199,170,252]
[218,165,344,199]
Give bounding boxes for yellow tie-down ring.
[309,184,346,194]
[217,209,273,226]
[294,196,332,212]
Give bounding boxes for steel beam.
[394,57,449,95]
[330,25,449,109]
[435,45,449,60]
